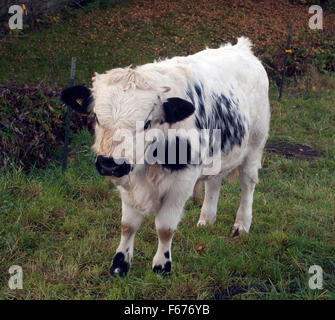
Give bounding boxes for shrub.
[0,85,90,170]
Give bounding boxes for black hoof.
[110,252,129,278]
[231,227,240,238]
[153,261,171,277]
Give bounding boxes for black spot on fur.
[110,252,129,278]
[189,81,247,155]
[60,85,92,115]
[147,135,193,172]
[161,136,192,172]
[213,93,246,152]
[186,86,194,104]
[194,83,206,120]
[164,251,170,259]
[163,98,195,124]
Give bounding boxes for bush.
[261,32,335,85]
[0,85,90,170]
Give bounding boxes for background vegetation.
[1,0,334,169]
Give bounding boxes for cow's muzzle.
[96,155,131,178]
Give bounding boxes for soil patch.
[265,140,323,160]
[214,284,268,299]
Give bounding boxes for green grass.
[0,0,195,87]
[1,0,334,87]
[1,84,334,300]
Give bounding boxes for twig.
[71,0,85,9]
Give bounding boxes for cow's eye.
[144,120,151,130]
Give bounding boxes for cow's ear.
[60,85,92,115]
[163,98,195,124]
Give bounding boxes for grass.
[0,81,334,299]
[1,0,335,86]
[0,0,334,300]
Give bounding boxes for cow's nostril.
[97,155,118,168]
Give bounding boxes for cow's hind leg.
[232,149,262,236]
[110,203,143,277]
[192,180,203,204]
[197,175,223,226]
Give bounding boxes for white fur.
[92,37,270,275]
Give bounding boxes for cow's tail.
[235,37,253,52]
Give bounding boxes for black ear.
[60,85,92,115]
[163,98,195,124]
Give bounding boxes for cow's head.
[60,68,195,179]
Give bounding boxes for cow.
[61,37,270,278]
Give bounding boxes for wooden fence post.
[62,57,77,172]
[279,23,293,100]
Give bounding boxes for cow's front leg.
[110,203,143,277]
[152,183,196,275]
[152,208,181,276]
[150,169,200,275]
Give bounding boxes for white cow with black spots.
[61,37,270,277]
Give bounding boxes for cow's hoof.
[197,220,207,227]
[231,223,248,237]
[197,217,216,226]
[231,226,240,237]
[110,252,129,278]
[153,261,171,277]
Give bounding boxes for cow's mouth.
[95,156,131,178]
